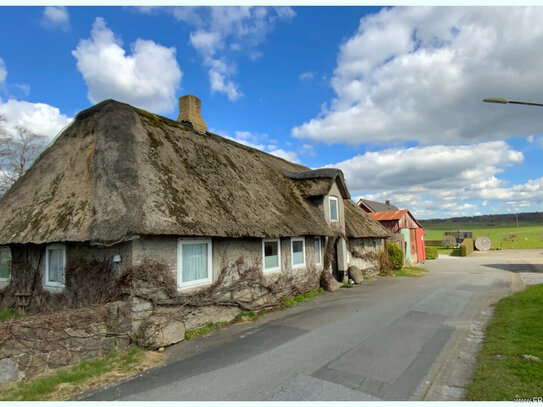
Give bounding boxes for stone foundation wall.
[0,303,131,385]
[124,253,323,349]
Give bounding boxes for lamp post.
[482,96,541,239]
[483,97,543,107]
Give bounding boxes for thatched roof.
[344,200,390,238]
[0,99,387,244]
[284,169,350,199]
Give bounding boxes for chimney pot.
[177,95,207,133]
[385,200,390,206]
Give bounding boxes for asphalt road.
[83,249,543,401]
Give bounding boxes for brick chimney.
[177,95,207,133]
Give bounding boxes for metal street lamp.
[482,96,539,237]
[483,97,543,107]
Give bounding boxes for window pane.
[48,248,65,283]
[314,239,321,264]
[330,199,338,220]
[0,249,9,280]
[264,241,279,269]
[292,240,304,265]
[182,243,208,282]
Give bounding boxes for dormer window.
[329,196,339,222]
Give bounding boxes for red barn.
[368,209,425,263]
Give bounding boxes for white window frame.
[45,244,66,288]
[0,246,11,282]
[177,239,213,289]
[329,196,339,222]
[291,237,306,268]
[262,238,281,274]
[314,238,322,266]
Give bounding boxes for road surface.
[83,249,543,401]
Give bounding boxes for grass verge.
[395,266,428,278]
[184,287,327,340]
[184,321,230,340]
[0,347,166,401]
[0,309,22,322]
[281,287,325,308]
[467,284,543,400]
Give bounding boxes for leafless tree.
[0,115,47,196]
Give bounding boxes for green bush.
[425,246,438,260]
[378,248,394,276]
[460,238,474,256]
[387,242,403,270]
[424,239,443,247]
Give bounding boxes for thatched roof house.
[0,95,388,312]
[0,99,386,245]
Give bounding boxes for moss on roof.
[0,99,387,244]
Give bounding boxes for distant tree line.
[420,212,543,228]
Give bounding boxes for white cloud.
[0,99,72,140]
[331,141,543,218]
[299,71,315,81]
[333,141,522,192]
[0,58,6,84]
[527,135,534,143]
[268,148,300,163]
[210,127,299,162]
[293,7,543,146]
[72,17,182,114]
[144,6,295,101]
[42,6,69,30]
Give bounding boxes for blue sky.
[1,5,543,219]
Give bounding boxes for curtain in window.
[0,249,10,280]
[314,239,321,263]
[48,249,64,283]
[292,240,304,265]
[264,241,279,269]
[182,243,208,282]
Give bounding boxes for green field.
[424,224,543,250]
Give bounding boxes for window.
[329,196,339,222]
[178,239,212,289]
[314,238,321,265]
[0,247,11,282]
[263,239,281,273]
[291,237,305,268]
[45,244,66,287]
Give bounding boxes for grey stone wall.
[132,236,177,274]
[0,303,131,385]
[347,237,384,277]
[132,235,325,293]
